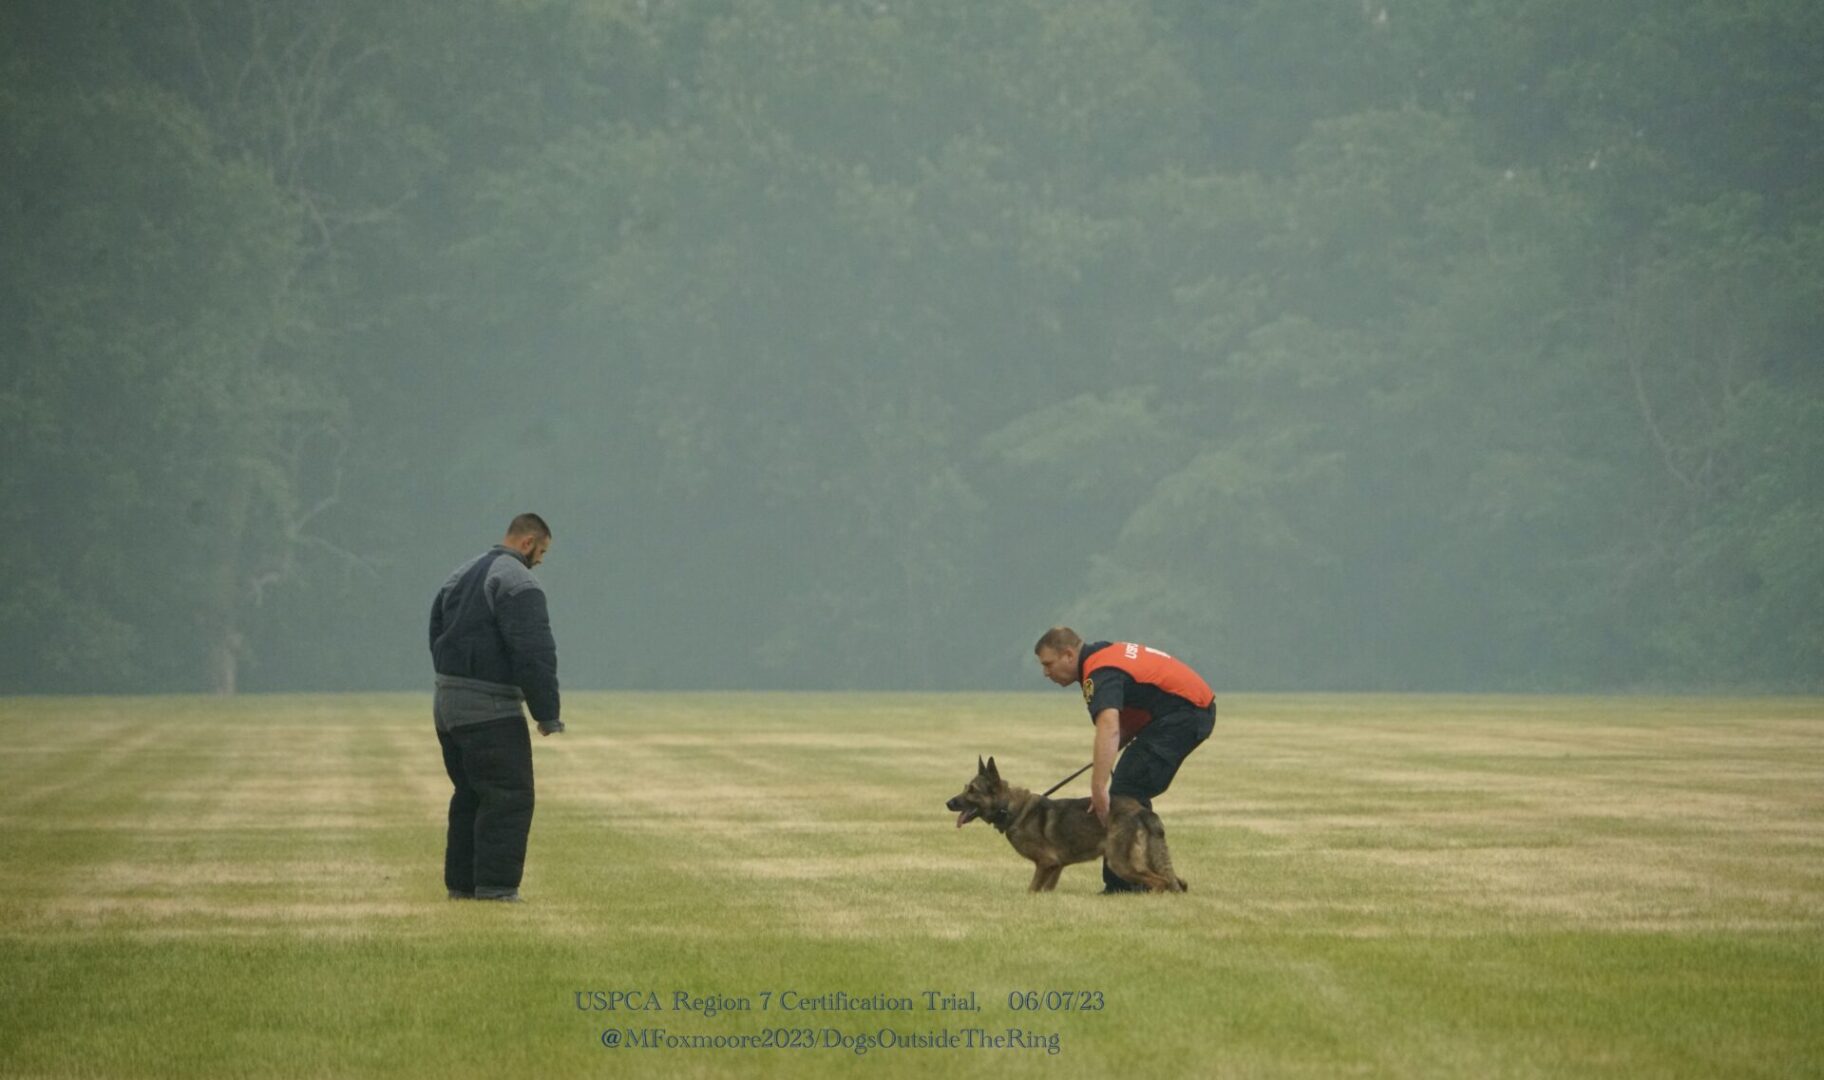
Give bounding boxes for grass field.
[1,693,1820,1078]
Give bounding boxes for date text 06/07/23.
[571,989,1107,1016]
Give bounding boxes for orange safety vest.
[1080,642,1214,740]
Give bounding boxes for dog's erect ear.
[986,756,998,778]
[977,755,985,773]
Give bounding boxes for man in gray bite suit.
[429,513,562,902]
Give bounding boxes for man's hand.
[538,719,565,736]
[1090,787,1110,825]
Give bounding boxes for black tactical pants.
[438,716,535,897]
[1103,705,1215,892]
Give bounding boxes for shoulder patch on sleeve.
[1081,677,1094,704]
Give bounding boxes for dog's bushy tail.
[1141,811,1188,893]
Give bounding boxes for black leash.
[1041,761,1094,798]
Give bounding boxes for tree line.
[3,0,1819,693]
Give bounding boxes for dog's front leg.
[1028,863,1056,892]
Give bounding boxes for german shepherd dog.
[946,757,1186,893]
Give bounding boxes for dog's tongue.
[955,808,978,829]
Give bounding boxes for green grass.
[1,693,1820,1078]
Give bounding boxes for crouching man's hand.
[1090,787,1110,825]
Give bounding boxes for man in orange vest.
[1034,626,1216,893]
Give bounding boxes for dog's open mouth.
[955,807,979,828]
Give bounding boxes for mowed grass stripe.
[1,696,440,938]
[0,693,1820,1078]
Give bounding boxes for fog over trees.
[3,0,1820,693]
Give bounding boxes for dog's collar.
[988,800,1019,832]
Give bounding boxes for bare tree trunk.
[204,470,255,695]
[209,630,243,695]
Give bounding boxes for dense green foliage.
[2,0,1819,691]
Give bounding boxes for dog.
[945,756,1186,893]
